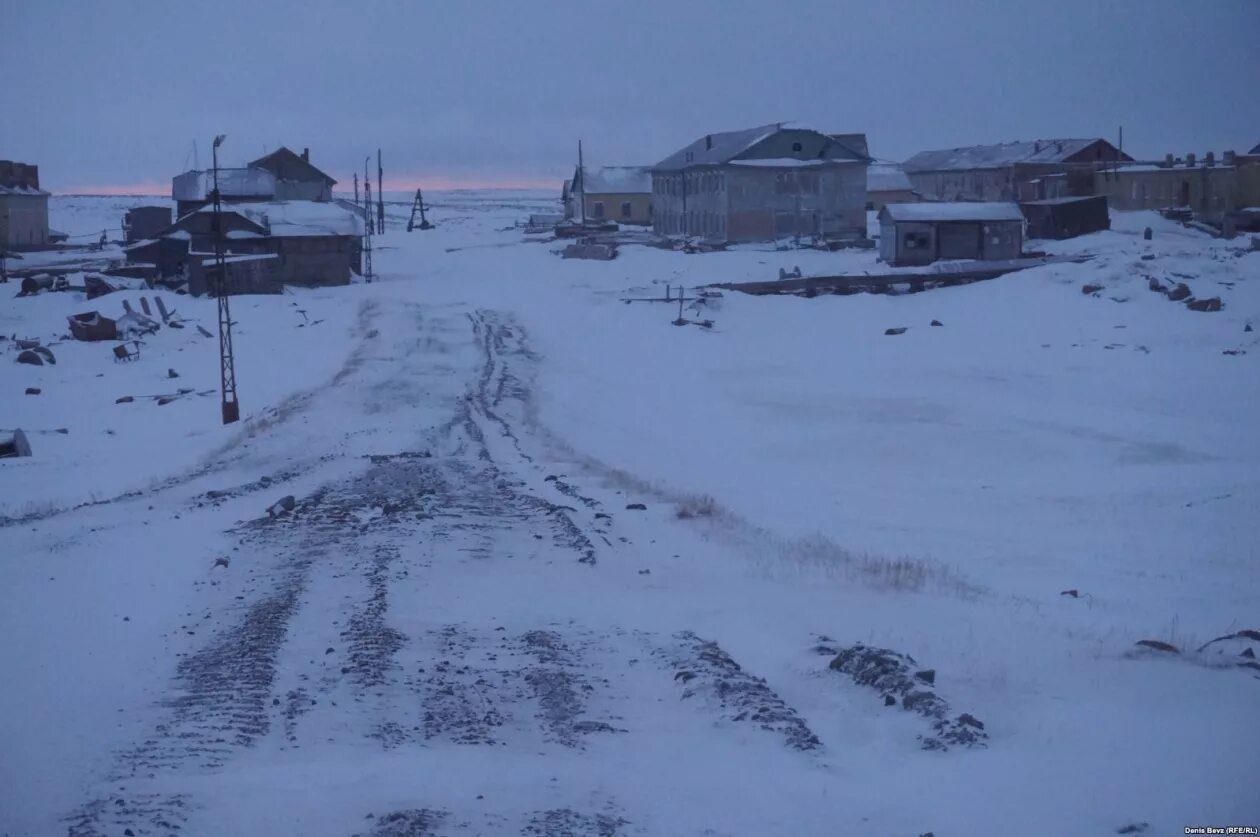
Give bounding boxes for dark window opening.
[620,202,632,219]
[903,232,929,250]
[792,142,803,152]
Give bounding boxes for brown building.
[903,138,1131,202]
[1089,151,1260,215]
[878,202,1024,266]
[866,163,918,211]
[568,166,653,225]
[0,160,51,250]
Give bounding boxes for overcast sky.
[2,0,1257,194]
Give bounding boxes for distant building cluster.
[561,129,1260,256]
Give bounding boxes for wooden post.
[578,140,587,226]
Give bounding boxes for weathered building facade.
[1019,196,1110,240]
[878,202,1024,266]
[567,166,652,225]
[651,124,870,243]
[122,205,173,243]
[903,138,1131,202]
[248,147,336,202]
[125,200,363,293]
[866,163,918,211]
[0,160,50,250]
[1088,152,1260,214]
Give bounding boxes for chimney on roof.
[1034,141,1041,153]
[1205,151,1215,167]
[705,135,712,151]
[1224,150,1237,166]
[302,148,309,162]
[1056,141,1063,153]
[1164,153,1175,168]
[1186,152,1196,167]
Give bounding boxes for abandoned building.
[170,146,335,217]
[1088,151,1260,215]
[122,205,173,243]
[124,200,363,293]
[866,163,918,211]
[878,202,1024,266]
[903,138,1132,202]
[567,166,652,225]
[650,123,871,243]
[0,160,51,250]
[248,147,336,202]
[1019,195,1110,240]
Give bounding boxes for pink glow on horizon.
[55,173,559,197]
[56,181,169,196]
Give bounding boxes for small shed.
[1020,195,1109,240]
[878,202,1024,266]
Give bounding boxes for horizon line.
[55,174,562,197]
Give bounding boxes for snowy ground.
[1,194,1258,836]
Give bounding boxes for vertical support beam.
[578,140,586,226]
[377,149,385,234]
[211,135,240,425]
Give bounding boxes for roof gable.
[654,124,870,171]
[249,147,337,186]
[1250,142,1260,155]
[830,133,869,158]
[904,138,1131,172]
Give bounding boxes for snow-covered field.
[1,194,1257,836]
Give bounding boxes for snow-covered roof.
[867,164,913,192]
[172,168,276,202]
[881,202,1025,223]
[728,158,837,168]
[200,253,280,267]
[0,184,50,197]
[904,139,1128,172]
[574,166,651,195]
[194,200,363,237]
[653,124,867,172]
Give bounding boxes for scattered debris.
[196,325,214,338]
[1185,297,1222,312]
[116,310,160,338]
[0,429,33,458]
[885,327,907,336]
[67,311,119,342]
[561,242,617,260]
[778,266,803,280]
[267,495,297,518]
[1223,349,1246,356]
[1196,629,1260,654]
[1133,639,1179,654]
[1061,589,1079,598]
[84,275,117,300]
[167,368,180,379]
[213,557,230,570]
[1245,323,1253,333]
[25,387,40,395]
[930,319,943,327]
[113,342,141,362]
[625,503,647,511]
[1116,822,1149,834]
[115,396,134,404]
[1081,283,1104,295]
[16,347,55,366]
[1167,283,1192,302]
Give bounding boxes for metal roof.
[830,133,869,158]
[903,139,1123,172]
[0,184,50,197]
[573,166,651,195]
[249,147,337,186]
[881,202,1025,223]
[652,123,868,171]
[1249,142,1260,155]
[867,164,913,192]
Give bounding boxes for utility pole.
[578,140,586,225]
[353,171,359,205]
[363,157,374,282]
[210,134,241,425]
[376,149,385,234]
[0,209,8,283]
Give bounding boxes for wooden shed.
[1019,195,1110,240]
[878,202,1024,266]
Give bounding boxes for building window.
[593,201,605,219]
[903,232,929,250]
[621,202,632,219]
[792,142,803,152]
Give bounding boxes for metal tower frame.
[211,134,241,424]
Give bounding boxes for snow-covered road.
[3,193,1258,836]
